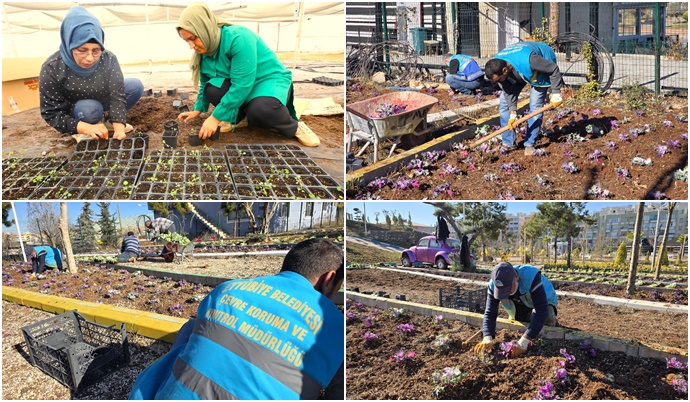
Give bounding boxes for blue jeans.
[500,86,549,147]
[73,77,144,123]
[445,75,481,95]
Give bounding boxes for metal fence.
[346,2,688,94]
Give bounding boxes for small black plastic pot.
[180,92,189,100]
[154,90,162,98]
[210,126,220,141]
[163,120,178,132]
[163,133,178,149]
[188,133,203,146]
[143,88,153,96]
[167,88,177,96]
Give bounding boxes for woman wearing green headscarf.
[175,3,319,146]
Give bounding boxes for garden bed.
[348,86,688,200]
[346,268,688,352]
[346,302,688,399]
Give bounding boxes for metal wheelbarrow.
[346,91,438,162]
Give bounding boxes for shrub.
[659,248,669,266]
[614,241,627,267]
[621,81,648,111]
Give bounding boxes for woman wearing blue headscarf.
[39,6,143,140]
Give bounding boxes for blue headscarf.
[59,6,105,78]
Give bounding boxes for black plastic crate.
[1,156,68,199]
[438,287,486,312]
[21,310,129,393]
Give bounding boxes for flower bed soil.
[346,268,688,352]
[349,87,688,200]
[346,303,688,400]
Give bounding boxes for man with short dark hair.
[26,245,64,279]
[118,231,141,262]
[473,262,558,358]
[484,41,564,155]
[444,53,487,95]
[144,217,175,241]
[129,238,345,400]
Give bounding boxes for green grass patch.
[346,242,401,265]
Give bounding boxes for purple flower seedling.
[560,348,576,365]
[532,148,547,157]
[562,161,578,174]
[668,139,681,148]
[390,348,416,363]
[635,110,646,117]
[439,163,461,176]
[350,83,362,92]
[396,323,416,334]
[432,334,451,352]
[534,175,550,188]
[500,162,524,174]
[368,177,390,189]
[619,133,630,142]
[499,341,516,357]
[362,331,379,343]
[621,116,632,124]
[497,191,517,200]
[391,307,406,318]
[434,314,445,324]
[353,301,365,310]
[587,149,605,163]
[650,190,666,200]
[673,377,688,394]
[592,109,600,117]
[555,367,567,380]
[606,141,617,151]
[681,133,688,140]
[346,311,359,322]
[475,93,484,103]
[609,119,620,129]
[587,184,610,199]
[578,339,597,357]
[615,167,631,180]
[663,120,674,127]
[392,178,420,190]
[431,182,453,199]
[535,381,556,400]
[483,173,500,182]
[666,357,685,370]
[629,127,644,138]
[362,316,375,327]
[654,144,669,157]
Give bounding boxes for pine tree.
[97,202,118,247]
[72,202,97,252]
[614,241,627,267]
[659,247,669,266]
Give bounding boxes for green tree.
[676,234,687,264]
[614,241,627,267]
[97,202,118,247]
[524,214,545,263]
[2,202,14,227]
[654,202,676,280]
[659,247,669,266]
[385,214,391,229]
[460,203,508,267]
[408,212,413,227]
[73,202,97,253]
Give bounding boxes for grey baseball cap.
[491,262,516,299]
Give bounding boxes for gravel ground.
[2,301,170,400]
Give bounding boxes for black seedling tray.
[46,138,145,200]
[312,76,344,86]
[439,287,485,313]
[22,310,129,393]
[133,149,236,200]
[2,156,68,199]
[225,144,343,200]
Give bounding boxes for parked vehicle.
[401,235,462,270]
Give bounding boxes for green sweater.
[193,25,296,123]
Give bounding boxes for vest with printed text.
[130,271,344,400]
[449,54,484,82]
[494,42,556,87]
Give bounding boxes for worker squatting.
[219,279,324,334]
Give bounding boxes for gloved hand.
[507,112,518,130]
[509,335,531,358]
[472,336,495,354]
[550,93,563,108]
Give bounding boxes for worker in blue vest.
[473,262,558,358]
[26,245,64,279]
[129,238,345,400]
[484,41,564,155]
[444,54,487,95]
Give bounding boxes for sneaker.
[29,273,37,280]
[104,120,134,133]
[524,145,535,156]
[219,121,234,133]
[500,144,517,153]
[295,121,320,147]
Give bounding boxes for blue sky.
[4,202,152,235]
[346,201,654,226]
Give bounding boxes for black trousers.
[205,79,298,138]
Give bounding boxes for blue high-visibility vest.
[494,41,556,87]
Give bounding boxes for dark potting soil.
[346,268,688,353]
[346,303,688,400]
[348,86,688,201]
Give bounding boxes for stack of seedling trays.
[1,156,68,199]
[49,138,147,199]
[21,310,130,393]
[132,149,236,200]
[438,286,486,313]
[225,144,343,199]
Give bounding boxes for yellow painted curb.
[3,286,186,343]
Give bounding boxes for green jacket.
[193,25,296,123]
